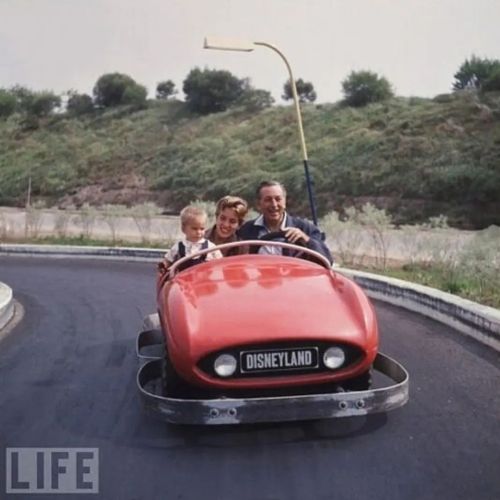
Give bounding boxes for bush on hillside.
[7,85,61,118]
[237,87,274,112]
[27,91,61,117]
[182,67,245,114]
[342,70,393,107]
[156,80,177,100]
[93,73,147,108]
[282,78,317,103]
[453,55,500,91]
[482,67,500,92]
[0,89,16,118]
[0,89,17,118]
[121,83,148,109]
[9,85,34,111]
[67,92,94,115]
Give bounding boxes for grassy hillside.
[1,91,499,228]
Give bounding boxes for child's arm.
[157,259,172,274]
[158,242,178,274]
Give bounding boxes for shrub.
[342,70,394,107]
[452,55,500,91]
[122,83,148,109]
[0,89,16,118]
[99,204,128,243]
[93,73,146,108]
[67,92,94,115]
[27,91,61,117]
[237,88,274,112]
[131,202,162,243]
[282,78,317,103]
[482,67,500,92]
[156,80,177,100]
[182,67,245,114]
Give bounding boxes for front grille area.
[198,340,364,378]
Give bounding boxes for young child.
[160,205,222,273]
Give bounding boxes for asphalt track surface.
[0,257,498,500]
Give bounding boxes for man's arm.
[285,217,333,264]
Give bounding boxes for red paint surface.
[158,255,378,388]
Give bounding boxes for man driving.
[238,181,333,264]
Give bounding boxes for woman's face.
[215,207,240,240]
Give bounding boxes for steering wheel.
[248,231,306,256]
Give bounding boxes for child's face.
[182,215,206,243]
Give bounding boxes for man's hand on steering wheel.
[283,227,310,245]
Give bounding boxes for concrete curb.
[1,244,498,352]
[0,282,14,331]
[338,268,500,352]
[0,243,164,261]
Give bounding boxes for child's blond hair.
[180,205,207,228]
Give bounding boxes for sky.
[1,0,500,104]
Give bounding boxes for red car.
[137,238,409,425]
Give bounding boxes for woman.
[205,195,249,256]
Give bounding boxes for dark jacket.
[238,214,333,264]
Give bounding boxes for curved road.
[0,257,499,499]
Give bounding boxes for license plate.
[240,347,319,373]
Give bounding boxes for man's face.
[257,185,286,226]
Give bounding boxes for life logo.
[5,448,99,494]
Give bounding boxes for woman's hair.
[215,196,249,224]
[180,205,207,227]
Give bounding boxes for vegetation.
[453,55,500,91]
[182,67,246,114]
[282,78,317,103]
[238,86,274,112]
[0,89,499,228]
[156,80,177,100]
[1,203,498,307]
[93,73,147,109]
[0,90,17,118]
[342,70,393,107]
[66,92,94,116]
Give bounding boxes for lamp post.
[203,36,319,226]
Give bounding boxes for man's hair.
[215,195,249,223]
[180,205,207,227]
[256,180,287,199]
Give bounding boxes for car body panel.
[157,254,378,389]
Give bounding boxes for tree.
[282,78,317,103]
[156,80,177,100]
[182,67,245,114]
[93,72,147,108]
[238,88,274,112]
[27,91,61,117]
[66,92,94,115]
[9,85,35,112]
[452,55,500,91]
[0,89,16,118]
[482,67,500,92]
[122,83,148,109]
[341,70,393,107]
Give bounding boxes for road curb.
[338,268,500,353]
[0,282,14,331]
[1,244,498,352]
[0,243,164,261]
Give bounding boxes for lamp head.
[204,36,255,52]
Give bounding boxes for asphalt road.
[0,257,499,500]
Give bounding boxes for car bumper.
[136,324,409,425]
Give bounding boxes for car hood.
[159,255,375,361]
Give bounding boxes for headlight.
[214,354,237,377]
[323,347,345,369]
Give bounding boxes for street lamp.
[204,36,319,226]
